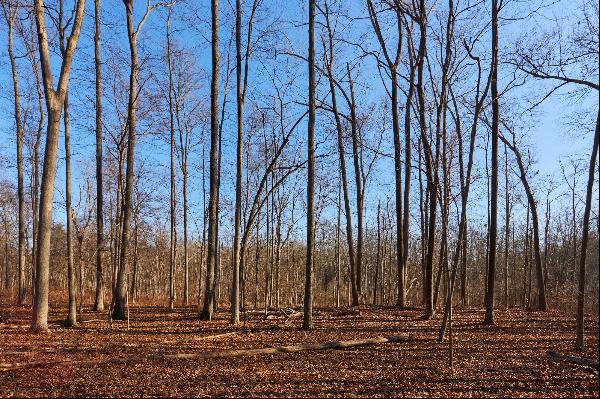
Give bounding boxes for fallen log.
[0,334,410,372]
[548,350,599,370]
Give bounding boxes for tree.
[93,0,105,313]
[303,0,316,331]
[200,0,220,321]
[576,112,599,350]
[232,0,260,325]
[509,0,598,347]
[484,0,500,326]
[366,0,404,308]
[1,0,26,306]
[31,0,86,332]
[439,23,493,340]
[113,0,164,320]
[167,7,177,310]
[498,127,547,311]
[320,0,358,306]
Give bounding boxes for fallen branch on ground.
[0,334,410,371]
[548,350,599,371]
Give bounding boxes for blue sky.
[0,0,597,241]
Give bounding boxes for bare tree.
[93,0,105,313]
[303,0,316,331]
[232,0,261,325]
[576,112,599,350]
[498,127,548,311]
[31,0,86,332]
[114,0,165,320]
[200,0,220,321]
[167,7,177,310]
[1,0,26,306]
[366,0,404,308]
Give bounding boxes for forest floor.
[0,296,598,397]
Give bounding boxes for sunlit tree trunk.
[1,0,26,305]
[167,9,177,310]
[484,0,500,325]
[114,0,142,320]
[93,0,105,312]
[303,0,315,331]
[31,0,86,332]
[201,0,219,321]
[576,112,599,351]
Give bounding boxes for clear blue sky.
[0,0,597,241]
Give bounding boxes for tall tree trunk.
[303,0,315,331]
[20,26,45,302]
[484,0,500,325]
[167,9,177,310]
[348,66,365,303]
[504,143,510,308]
[336,170,341,308]
[576,111,599,351]
[402,37,416,310]
[439,21,492,338]
[2,1,26,305]
[322,23,358,306]
[64,91,77,327]
[183,167,188,306]
[31,0,86,332]
[113,0,140,320]
[499,133,548,311]
[93,0,105,312]
[415,0,436,319]
[375,202,381,305]
[366,0,403,308]
[232,0,258,324]
[201,0,219,321]
[58,0,77,327]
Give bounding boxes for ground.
[0,296,598,397]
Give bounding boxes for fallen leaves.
[0,300,598,397]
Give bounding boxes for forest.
[0,0,598,397]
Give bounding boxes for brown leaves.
[0,300,598,397]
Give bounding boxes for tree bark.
[303,0,315,331]
[64,91,77,327]
[484,0,500,325]
[31,0,86,332]
[321,15,358,306]
[167,9,177,310]
[2,0,26,305]
[499,133,548,311]
[114,0,141,320]
[93,0,105,313]
[576,111,599,351]
[201,0,219,321]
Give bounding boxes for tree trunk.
[201,0,219,321]
[504,143,510,308]
[303,0,315,331]
[93,0,105,313]
[183,168,189,306]
[2,1,26,305]
[348,66,365,303]
[64,91,77,327]
[322,29,358,307]
[576,111,599,351]
[499,133,547,311]
[484,0,500,326]
[31,0,86,332]
[167,9,177,310]
[113,0,140,320]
